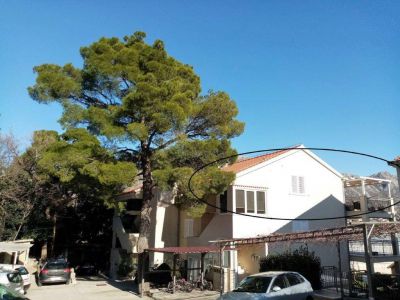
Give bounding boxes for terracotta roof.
[222,146,301,174]
[146,246,220,254]
[120,181,143,195]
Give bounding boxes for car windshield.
[46,262,67,270]
[233,276,272,293]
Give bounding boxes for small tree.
[259,246,322,290]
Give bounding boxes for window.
[272,275,288,290]
[292,220,309,232]
[220,190,228,213]
[257,191,266,214]
[291,176,305,194]
[236,190,245,213]
[286,273,304,286]
[235,276,272,293]
[246,191,255,213]
[184,219,194,237]
[7,272,22,283]
[235,189,266,214]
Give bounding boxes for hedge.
[259,246,322,290]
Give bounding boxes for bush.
[117,253,135,278]
[259,246,321,290]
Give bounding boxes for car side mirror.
[271,286,281,292]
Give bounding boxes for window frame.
[235,189,245,213]
[246,191,255,213]
[286,273,304,286]
[271,274,289,290]
[234,188,267,215]
[256,191,266,214]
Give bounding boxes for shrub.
[259,246,321,290]
[117,252,135,278]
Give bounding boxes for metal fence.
[320,268,400,299]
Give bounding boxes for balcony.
[345,196,393,219]
[349,240,400,263]
[344,176,394,221]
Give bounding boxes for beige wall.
[237,244,267,279]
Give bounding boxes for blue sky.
[0,1,399,175]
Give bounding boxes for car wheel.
[66,278,71,285]
[37,281,42,287]
[306,296,313,300]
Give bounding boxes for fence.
[320,268,400,299]
[320,268,368,298]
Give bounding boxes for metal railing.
[349,240,399,256]
[345,196,393,213]
[320,268,400,299]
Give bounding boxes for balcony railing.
[345,196,393,214]
[349,240,400,256]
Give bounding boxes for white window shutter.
[298,176,305,194]
[291,176,305,194]
[291,176,298,193]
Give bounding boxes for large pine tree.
[29,32,244,252]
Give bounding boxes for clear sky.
[0,1,399,175]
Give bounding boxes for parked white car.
[217,271,314,300]
[15,267,30,293]
[0,270,24,295]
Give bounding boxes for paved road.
[26,277,219,300]
[27,277,147,300]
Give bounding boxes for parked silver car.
[217,271,314,300]
[0,271,24,295]
[38,259,71,285]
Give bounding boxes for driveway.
[27,277,148,300]
[27,276,219,300]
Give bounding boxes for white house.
[180,145,348,287]
[110,145,352,286]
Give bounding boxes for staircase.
[113,216,139,253]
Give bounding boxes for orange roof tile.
[222,147,300,174]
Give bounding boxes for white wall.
[231,149,345,238]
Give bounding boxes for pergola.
[211,222,400,299]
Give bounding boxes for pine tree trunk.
[49,214,57,258]
[137,147,153,285]
[137,150,153,253]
